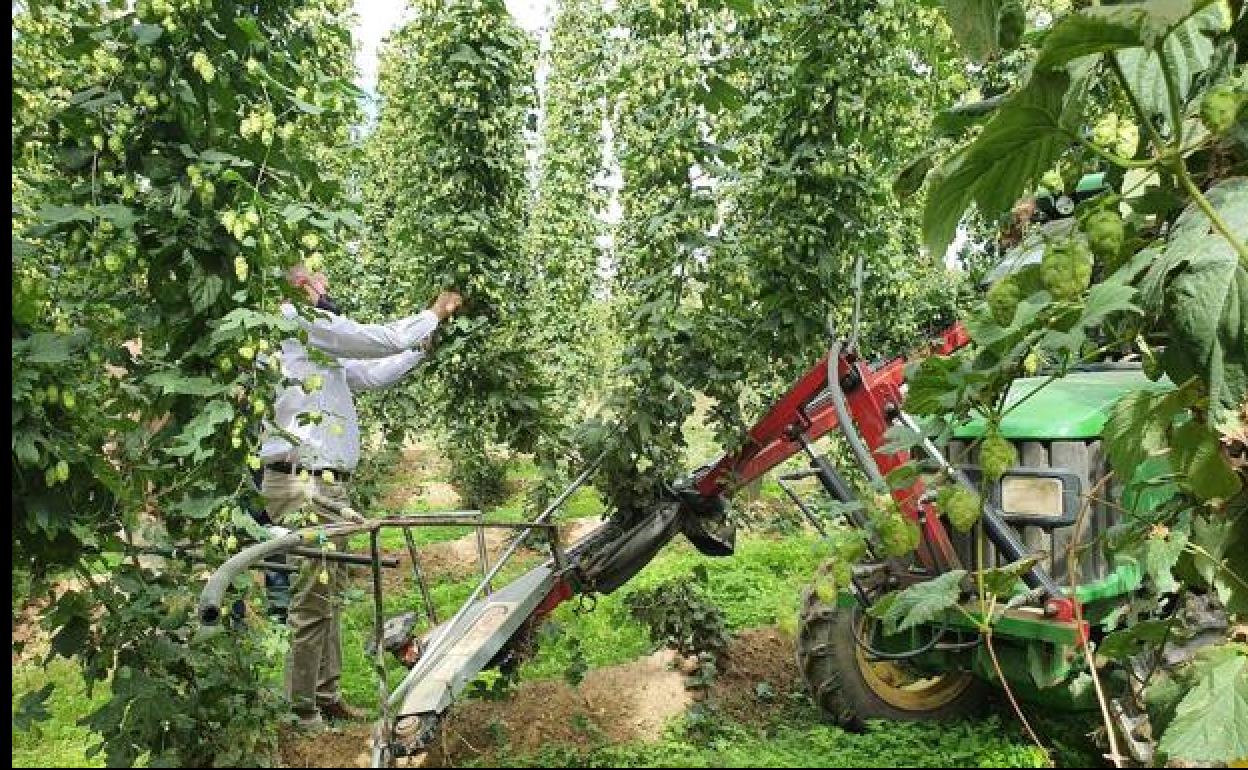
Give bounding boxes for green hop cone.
[1041,239,1092,301]
[986,278,1021,326]
[937,485,982,533]
[980,432,1017,482]
[878,512,921,557]
[1200,84,1241,136]
[832,530,868,564]
[1082,208,1124,265]
[813,575,838,604]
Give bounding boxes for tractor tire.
[796,587,987,731]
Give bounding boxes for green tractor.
[795,367,1207,756]
[785,177,1239,765]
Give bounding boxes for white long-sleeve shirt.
[258,303,439,471]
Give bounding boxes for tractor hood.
[952,368,1172,441]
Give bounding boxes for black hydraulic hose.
[849,601,954,661]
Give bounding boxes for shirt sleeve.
[298,307,440,359]
[341,349,426,392]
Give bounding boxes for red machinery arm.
[690,323,972,573]
[693,323,971,498]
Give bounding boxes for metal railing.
[197,447,610,768]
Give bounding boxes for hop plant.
[1200,84,1242,136]
[1041,239,1092,301]
[986,277,1021,326]
[937,485,982,533]
[1082,208,1124,265]
[980,431,1017,482]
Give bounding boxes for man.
[259,262,461,730]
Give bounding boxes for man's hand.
[431,291,463,321]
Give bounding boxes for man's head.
[287,263,330,305]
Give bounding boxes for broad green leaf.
[1186,512,1248,614]
[13,683,54,731]
[979,554,1042,597]
[936,0,1006,63]
[1170,419,1242,501]
[1113,4,1228,125]
[932,94,1006,139]
[1035,0,1219,71]
[1132,528,1188,594]
[904,354,967,416]
[885,462,921,491]
[36,204,93,224]
[1149,179,1248,416]
[22,332,74,363]
[868,569,966,635]
[233,16,262,43]
[95,203,137,229]
[448,43,485,66]
[893,148,937,201]
[698,75,745,112]
[143,371,227,397]
[199,149,253,167]
[1079,281,1139,327]
[131,23,163,45]
[1157,644,1248,764]
[1103,384,1197,481]
[880,422,927,454]
[51,615,90,658]
[923,69,1074,258]
[166,400,234,462]
[1098,618,1173,660]
[188,269,224,313]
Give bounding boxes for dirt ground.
[709,626,804,726]
[12,577,86,665]
[279,627,803,768]
[426,647,693,766]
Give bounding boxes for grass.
[12,657,110,769]
[465,710,1056,768]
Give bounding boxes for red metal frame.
[532,320,1082,635]
[691,324,974,571]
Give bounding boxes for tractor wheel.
[796,587,987,730]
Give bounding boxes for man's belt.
[264,462,352,483]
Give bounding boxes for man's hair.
[287,262,311,287]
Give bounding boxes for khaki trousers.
[261,468,352,715]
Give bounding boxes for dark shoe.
[319,699,368,721]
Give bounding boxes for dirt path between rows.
[280,626,804,768]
